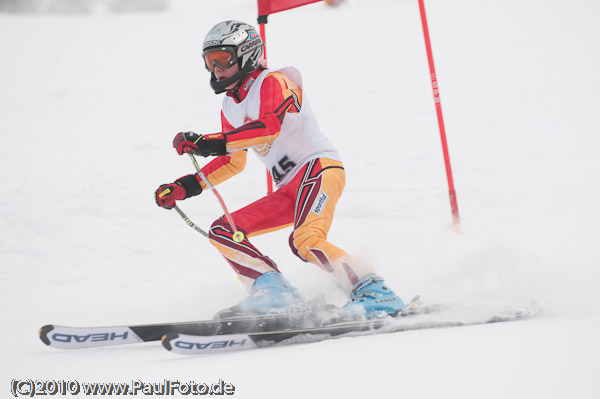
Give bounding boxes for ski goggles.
[203,47,238,72]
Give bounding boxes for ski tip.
[39,325,54,346]
[161,332,179,351]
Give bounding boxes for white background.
[1,0,599,398]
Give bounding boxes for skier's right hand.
[173,131,227,157]
[173,131,201,156]
[154,174,203,209]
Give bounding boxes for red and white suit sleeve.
[197,72,300,189]
[196,112,247,191]
[224,72,300,150]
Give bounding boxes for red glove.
[173,131,200,155]
[173,131,227,157]
[155,175,203,209]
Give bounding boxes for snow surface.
[1,0,600,397]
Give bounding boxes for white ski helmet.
[202,20,265,94]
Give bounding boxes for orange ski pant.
[208,158,371,291]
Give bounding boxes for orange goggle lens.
[204,50,235,72]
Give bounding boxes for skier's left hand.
[173,131,227,157]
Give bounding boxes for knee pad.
[289,230,322,262]
[208,218,248,250]
[208,217,228,242]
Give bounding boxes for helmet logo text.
[240,38,262,53]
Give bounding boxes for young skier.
[155,21,406,317]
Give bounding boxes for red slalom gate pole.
[418,0,462,233]
[259,21,268,64]
[258,18,274,194]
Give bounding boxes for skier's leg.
[288,158,371,289]
[288,158,406,316]
[208,190,303,312]
[208,189,293,287]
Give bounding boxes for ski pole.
[173,205,208,237]
[173,205,241,276]
[187,152,245,243]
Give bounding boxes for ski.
[38,306,338,350]
[161,302,538,355]
[39,300,537,352]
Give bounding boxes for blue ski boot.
[234,272,305,315]
[343,274,406,318]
